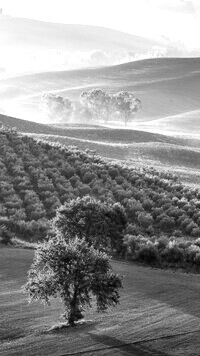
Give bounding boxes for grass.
[1,248,200,355]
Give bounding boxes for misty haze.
[0,1,200,356]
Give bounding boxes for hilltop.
[0,16,161,53]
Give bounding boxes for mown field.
[1,247,200,356]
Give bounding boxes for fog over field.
[1,1,200,356]
[1,57,200,136]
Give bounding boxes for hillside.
[1,57,200,129]
[1,114,200,187]
[0,113,196,144]
[0,16,161,53]
[142,109,200,134]
[0,16,164,78]
[1,127,200,260]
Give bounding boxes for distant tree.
[103,94,117,123]
[41,94,73,122]
[52,195,127,252]
[115,91,141,126]
[72,102,93,122]
[25,237,122,326]
[80,89,115,122]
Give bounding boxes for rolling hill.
[0,16,165,77]
[1,57,200,131]
[1,125,200,245]
[0,16,161,53]
[141,109,200,134]
[1,113,200,187]
[0,113,195,143]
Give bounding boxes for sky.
[0,0,200,49]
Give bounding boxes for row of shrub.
[1,127,200,259]
[123,233,200,271]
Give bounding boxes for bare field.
[1,248,200,356]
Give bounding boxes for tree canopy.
[80,88,141,125]
[40,88,141,125]
[41,94,73,122]
[80,89,111,122]
[115,91,141,126]
[52,195,127,252]
[25,235,122,326]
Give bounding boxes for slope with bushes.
[1,126,200,243]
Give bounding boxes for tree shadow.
[42,319,98,335]
[89,333,168,356]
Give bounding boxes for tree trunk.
[124,115,127,126]
[68,289,83,326]
[68,306,77,326]
[68,305,83,326]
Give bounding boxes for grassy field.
[1,248,200,356]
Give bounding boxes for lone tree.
[115,91,141,126]
[41,93,73,122]
[25,237,122,326]
[52,195,127,253]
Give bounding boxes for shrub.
[137,212,153,230]
[191,227,200,237]
[195,238,200,247]
[155,236,169,251]
[173,230,182,237]
[161,245,185,264]
[123,234,138,255]
[125,223,141,236]
[136,244,160,265]
[0,224,13,245]
[194,253,200,266]
[185,244,200,263]
[158,215,175,232]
